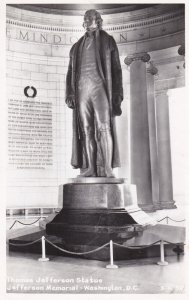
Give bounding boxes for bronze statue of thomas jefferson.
[65,9,123,177]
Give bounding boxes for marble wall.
[6,30,76,209]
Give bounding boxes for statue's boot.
[79,134,97,177]
[100,126,115,178]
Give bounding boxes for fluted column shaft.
[125,53,154,211]
[146,63,160,210]
[155,90,176,209]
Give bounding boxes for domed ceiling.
[8,3,158,15]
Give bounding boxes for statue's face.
[83,13,97,31]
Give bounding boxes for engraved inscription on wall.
[8,98,53,169]
[6,28,129,45]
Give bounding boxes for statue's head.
[83,9,103,31]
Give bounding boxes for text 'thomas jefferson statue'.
[65,9,123,177]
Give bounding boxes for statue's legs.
[80,127,97,177]
[98,124,115,178]
[92,85,114,178]
[78,76,114,177]
[78,84,97,176]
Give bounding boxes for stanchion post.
[166,216,169,224]
[38,236,49,262]
[157,240,168,266]
[106,240,118,269]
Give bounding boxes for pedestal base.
[46,178,156,259]
[46,208,145,244]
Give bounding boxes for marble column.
[155,90,176,209]
[146,63,161,210]
[125,53,154,211]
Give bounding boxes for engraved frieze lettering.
[19,30,29,41]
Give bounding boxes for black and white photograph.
[0,0,188,298]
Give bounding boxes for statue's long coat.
[65,29,123,169]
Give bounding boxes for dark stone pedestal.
[45,178,155,260]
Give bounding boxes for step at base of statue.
[45,179,156,259]
[46,208,146,244]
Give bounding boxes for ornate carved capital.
[178,45,185,56]
[124,52,151,66]
[147,62,158,76]
[124,56,133,66]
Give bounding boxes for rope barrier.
[8,214,185,231]
[7,236,184,251]
[113,240,161,250]
[166,217,185,222]
[113,240,183,249]
[7,236,110,256]
[45,238,110,255]
[9,217,44,230]
[7,236,184,268]
[157,217,167,222]
[8,237,42,247]
[160,240,185,246]
[157,216,185,223]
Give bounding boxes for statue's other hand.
[66,95,75,109]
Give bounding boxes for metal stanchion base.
[157,261,168,266]
[38,257,49,262]
[106,264,119,269]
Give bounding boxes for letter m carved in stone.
[19,31,29,41]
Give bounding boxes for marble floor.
[6,251,185,294]
[6,206,186,295]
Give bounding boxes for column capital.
[147,62,158,76]
[124,52,151,66]
[178,45,185,56]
